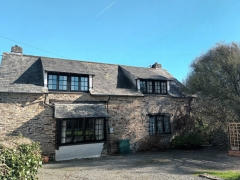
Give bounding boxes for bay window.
[59,118,106,145]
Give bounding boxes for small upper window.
[140,81,146,92]
[71,76,79,91]
[147,81,153,93]
[48,74,89,92]
[140,80,167,94]
[48,75,57,90]
[80,77,88,91]
[59,75,67,90]
[155,81,161,93]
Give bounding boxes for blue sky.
[0,0,240,82]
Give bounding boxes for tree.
[184,42,240,146]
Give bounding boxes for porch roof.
[54,103,109,118]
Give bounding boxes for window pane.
[95,118,104,140]
[155,81,161,93]
[61,120,67,143]
[147,81,153,93]
[73,119,84,142]
[156,116,164,133]
[48,75,57,90]
[164,116,171,133]
[85,118,94,140]
[161,82,167,94]
[59,75,67,91]
[149,117,155,135]
[61,120,73,143]
[71,76,79,91]
[140,81,146,93]
[80,77,88,91]
[65,120,73,143]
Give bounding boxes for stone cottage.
[0,45,193,161]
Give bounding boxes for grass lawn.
[197,170,240,180]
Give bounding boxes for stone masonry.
[0,93,55,155]
[0,92,192,156]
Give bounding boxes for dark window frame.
[140,80,168,94]
[57,117,107,146]
[149,115,171,135]
[48,73,89,92]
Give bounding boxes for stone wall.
[107,95,191,154]
[0,92,192,156]
[0,93,55,155]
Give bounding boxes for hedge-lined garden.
[0,135,42,179]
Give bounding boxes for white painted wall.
[55,143,104,161]
[137,79,140,92]
[89,75,93,90]
[43,70,48,88]
[167,81,170,91]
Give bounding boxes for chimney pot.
[11,45,23,54]
[151,62,161,69]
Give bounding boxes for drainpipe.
[106,96,111,155]
[43,93,58,151]
[43,93,53,108]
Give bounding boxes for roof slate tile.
[0,52,186,97]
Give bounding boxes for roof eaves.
[45,70,95,76]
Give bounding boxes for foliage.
[183,42,240,146]
[197,171,240,180]
[171,131,204,149]
[185,42,240,121]
[0,135,42,180]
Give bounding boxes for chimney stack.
[11,45,23,54]
[151,62,161,69]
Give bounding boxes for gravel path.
[37,147,240,180]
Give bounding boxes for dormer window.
[48,73,89,92]
[140,80,167,94]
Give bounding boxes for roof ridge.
[3,52,157,69]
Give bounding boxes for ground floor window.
[58,118,106,145]
[149,115,171,135]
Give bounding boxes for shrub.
[171,131,203,149]
[0,135,42,179]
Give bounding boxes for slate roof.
[0,51,186,97]
[120,66,171,81]
[54,103,109,118]
[41,57,93,75]
[0,53,44,93]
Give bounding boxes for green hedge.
[171,131,204,149]
[0,135,42,179]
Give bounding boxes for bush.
[0,135,42,179]
[171,131,203,149]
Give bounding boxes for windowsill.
[48,91,90,94]
[142,93,169,96]
[59,140,106,146]
[149,133,171,136]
